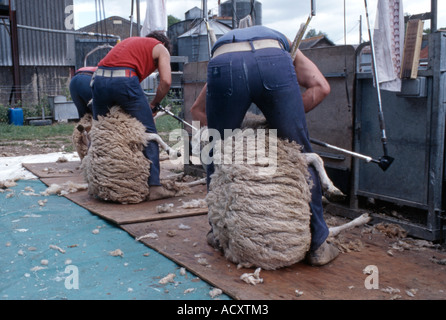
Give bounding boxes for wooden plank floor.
[123,215,446,300]
[41,176,208,225]
[23,160,446,300]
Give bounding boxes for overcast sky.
[73,0,446,45]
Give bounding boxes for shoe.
[148,185,177,201]
[306,241,340,266]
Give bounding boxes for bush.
[0,97,52,124]
[0,105,8,123]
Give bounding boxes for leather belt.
[95,68,138,78]
[75,71,94,76]
[212,39,283,58]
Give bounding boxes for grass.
[0,122,77,154]
[0,122,75,140]
[0,113,184,153]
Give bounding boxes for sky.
[72,0,446,45]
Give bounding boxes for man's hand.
[150,103,161,116]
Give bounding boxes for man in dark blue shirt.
[191,26,337,266]
[69,66,97,118]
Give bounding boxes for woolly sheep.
[76,106,186,204]
[205,113,345,270]
[81,106,153,204]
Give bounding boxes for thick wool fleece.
[81,107,152,204]
[206,114,312,270]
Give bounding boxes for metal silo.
[177,20,231,62]
[219,0,262,26]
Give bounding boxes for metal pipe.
[311,0,316,17]
[203,0,208,20]
[8,4,21,104]
[310,138,394,171]
[83,44,113,67]
[136,0,140,36]
[9,22,121,40]
[232,0,237,29]
[364,0,390,158]
[310,138,373,163]
[129,0,134,37]
[431,0,437,32]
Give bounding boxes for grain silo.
[177,19,231,63]
[219,0,262,27]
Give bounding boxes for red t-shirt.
[98,37,161,82]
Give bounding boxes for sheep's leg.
[161,175,206,187]
[147,133,181,158]
[183,177,206,187]
[303,153,345,201]
[153,110,167,121]
[328,213,371,237]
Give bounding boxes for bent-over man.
[191,25,337,266]
[91,31,173,200]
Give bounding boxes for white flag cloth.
[373,0,405,92]
[141,0,167,36]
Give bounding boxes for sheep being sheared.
[205,113,346,270]
[80,106,183,204]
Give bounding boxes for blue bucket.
[8,108,24,126]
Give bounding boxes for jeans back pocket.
[256,54,295,90]
[207,61,233,98]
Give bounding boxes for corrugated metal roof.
[0,0,75,67]
[178,20,231,38]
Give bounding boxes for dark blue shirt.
[211,26,290,55]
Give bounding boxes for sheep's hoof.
[148,185,177,201]
[306,241,340,266]
[324,188,347,202]
[166,150,182,158]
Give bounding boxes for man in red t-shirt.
[91,31,172,200]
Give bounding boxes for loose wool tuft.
[206,114,313,270]
[81,107,152,204]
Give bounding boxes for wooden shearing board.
[22,160,446,300]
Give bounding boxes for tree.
[168,15,181,27]
[305,28,329,40]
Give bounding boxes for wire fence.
[0,84,70,123]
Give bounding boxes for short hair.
[146,31,172,54]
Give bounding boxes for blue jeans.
[69,73,93,118]
[206,48,329,250]
[91,66,161,186]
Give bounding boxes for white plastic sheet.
[373,0,405,92]
[141,0,168,36]
[0,152,79,181]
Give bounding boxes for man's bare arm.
[293,49,331,113]
[150,44,172,110]
[190,84,208,126]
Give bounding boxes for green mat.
[0,179,230,301]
